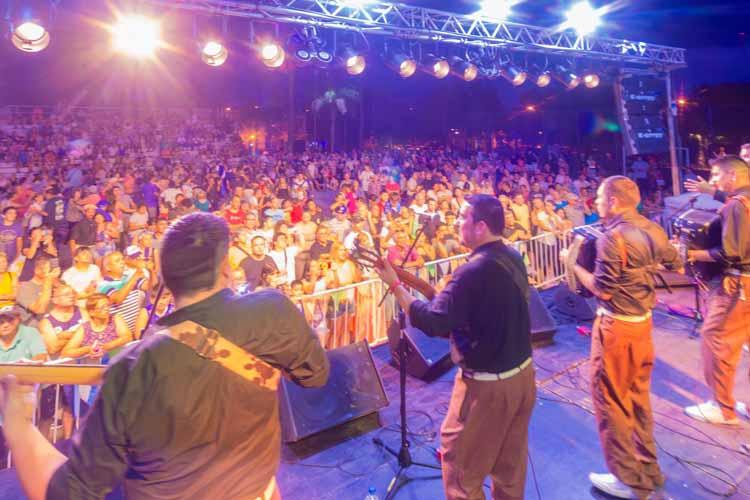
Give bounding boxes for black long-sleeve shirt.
[408,240,532,373]
[594,210,683,316]
[47,288,329,500]
[708,186,750,271]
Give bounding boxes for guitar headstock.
[350,242,383,271]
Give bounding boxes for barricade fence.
[297,227,578,350]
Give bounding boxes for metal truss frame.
[146,0,686,68]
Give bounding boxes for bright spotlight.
[201,41,228,66]
[112,15,161,57]
[501,66,527,86]
[566,1,601,36]
[391,53,416,78]
[534,71,552,88]
[344,52,366,75]
[555,66,580,89]
[477,0,512,21]
[451,58,478,82]
[261,42,285,68]
[428,56,450,79]
[583,72,600,88]
[11,21,50,53]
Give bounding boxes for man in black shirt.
[376,194,535,500]
[68,204,97,254]
[1,213,329,500]
[240,235,279,291]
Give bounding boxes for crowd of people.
[0,109,674,374]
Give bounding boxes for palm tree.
[311,88,360,152]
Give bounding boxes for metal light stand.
[373,309,441,500]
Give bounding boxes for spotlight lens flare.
[16,22,46,42]
[478,0,513,21]
[112,15,161,57]
[262,44,280,60]
[566,1,601,36]
[536,72,551,88]
[202,41,224,57]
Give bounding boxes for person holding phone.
[18,226,58,281]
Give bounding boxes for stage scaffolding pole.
[665,71,681,195]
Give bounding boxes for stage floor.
[1,288,748,499]
[277,287,750,500]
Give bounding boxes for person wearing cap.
[327,205,352,243]
[0,304,47,363]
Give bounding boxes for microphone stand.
[672,195,704,337]
[373,309,442,500]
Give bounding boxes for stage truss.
[146,0,686,68]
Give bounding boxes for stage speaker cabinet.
[387,321,453,380]
[529,287,558,345]
[552,284,597,322]
[278,340,389,443]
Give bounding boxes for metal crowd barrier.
[297,228,577,350]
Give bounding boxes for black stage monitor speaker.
[552,284,597,322]
[387,320,453,379]
[278,340,389,443]
[529,287,558,345]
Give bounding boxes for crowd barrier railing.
[298,227,578,350]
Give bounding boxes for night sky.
[0,0,748,144]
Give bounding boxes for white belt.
[461,357,532,381]
[726,269,750,278]
[596,307,652,323]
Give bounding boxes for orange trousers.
[701,275,750,420]
[590,314,664,500]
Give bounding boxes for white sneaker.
[737,401,749,419]
[589,472,637,499]
[685,400,740,425]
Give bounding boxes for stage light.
[288,27,333,66]
[11,21,50,52]
[555,65,580,89]
[677,97,687,107]
[390,53,416,78]
[500,65,527,86]
[201,40,228,66]
[477,0,512,21]
[343,49,366,75]
[450,57,478,82]
[566,1,601,36]
[533,71,552,87]
[112,15,161,57]
[261,42,285,68]
[526,105,536,112]
[427,55,450,79]
[583,72,600,88]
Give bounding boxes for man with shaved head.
[562,175,682,499]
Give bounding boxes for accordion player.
[563,224,605,297]
[672,208,723,282]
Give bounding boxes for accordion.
[564,224,605,297]
[672,208,722,282]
